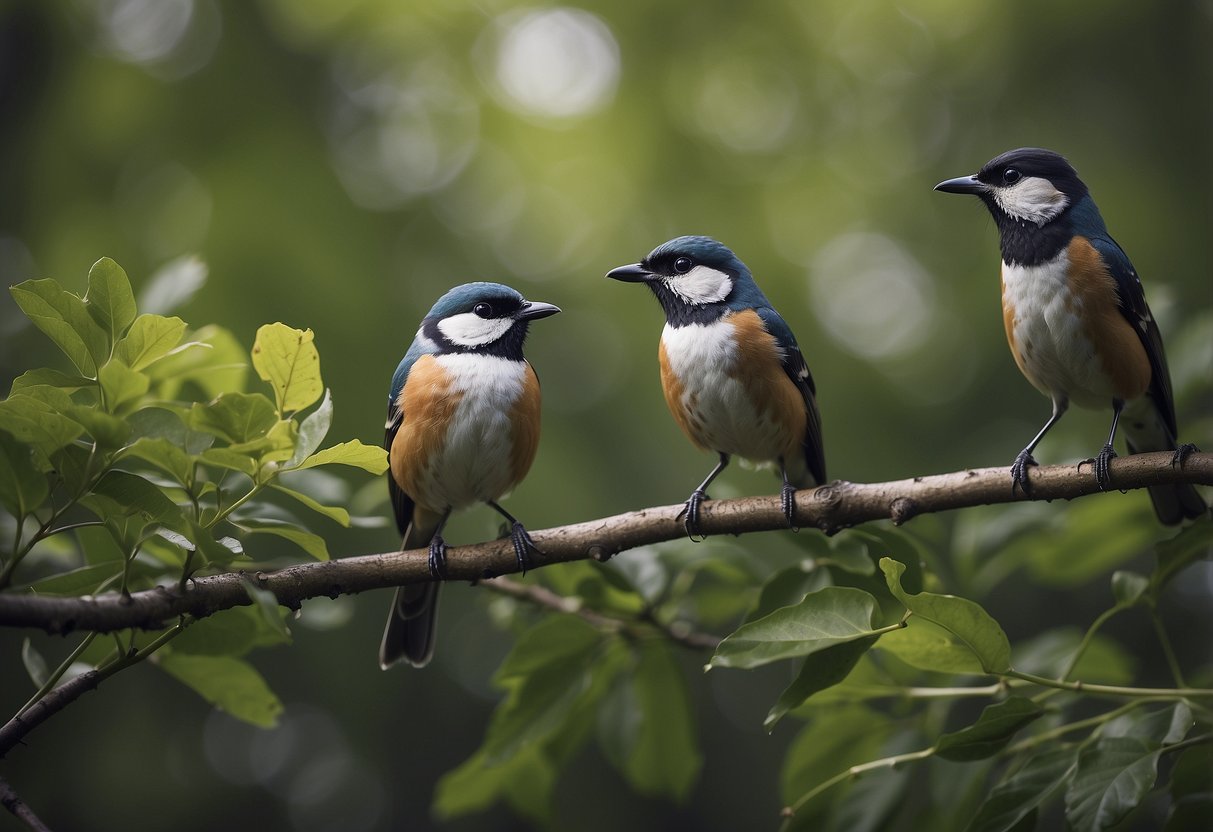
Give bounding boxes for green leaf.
[158,652,283,728]
[21,639,49,688]
[286,389,332,468]
[780,705,894,813]
[0,394,84,456]
[745,563,832,624]
[243,580,292,643]
[1103,702,1193,746]
[876,618,989,674]
[85,257,138,342]
[880,558,1011,674]
[199,447,258,476]
[1150,515,1213,598]
[172,603,288,657]
[9,368,92,393]
[95,358,149,414]
[251,323,323,415]
[147,324,248,397]
[10,278,108,374]
[65,405,130,448]
[1011,629,1136,685]
[1065,737,1162,831]
[293,439,388,474]
[114,314,187,371]
[483,617,602,763]
[965,746,1078,832]
[188,392,278,444]
[87,470,182,526]
[1111,570,1149,607]
[765,635,879,730]
[1023,498,1158,587]
[123,438,194,485]
[24,562,123,595]
[604,641,702,801]
[823,533,877,575]
[240,521,330,560]
[935,698,1045,761]
[433,746,554,823]
[268,484,351,526]
[0,428,50,516]
[710,586,882,669]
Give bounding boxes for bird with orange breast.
[380,282,559,668]
[936,147,1205,524]
[607,236,826,538]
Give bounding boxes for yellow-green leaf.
[251,323,323,414]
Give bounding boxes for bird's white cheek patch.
[994,176,1069,225]
[663,265,732,305]
[437,313,514,347]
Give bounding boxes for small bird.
[607,236,826,538]
[380,282,559,668]
[935,147,1205,524]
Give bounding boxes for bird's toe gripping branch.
[509,522,540,574]
[427,536,449,579]
[1010,450,1039,495]
[1173,443,1200,468]
[781,482,799,531]
[677,490,710,542]
[1094,443,1118,490]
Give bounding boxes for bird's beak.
[517,300,561,320]
[606,263,653,283]
[934,174,987,195]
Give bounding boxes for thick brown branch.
[1,452,1208,636]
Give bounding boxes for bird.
[379,282,559,668]
[934,147,1205,524]
[607,235,826,539]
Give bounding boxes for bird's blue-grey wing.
[756,305,826,485]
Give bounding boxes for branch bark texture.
[2,452,1209,636]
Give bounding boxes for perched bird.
[380,282,559,668]
[607,235,826,538]
[935,147,1205,524]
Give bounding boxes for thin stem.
[1160,733,1212,757]
[1148,607,1188,689]
[16,632,99,718]
[207,481,265,529]
[0,774,53,832]
[781,747,935,824]
[42,521,105,537]
[1004,699,1152,756]
[1004,669,1213,699]
[1060,605,1121,681]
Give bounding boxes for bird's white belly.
[1003,255,1116,408]
[661,320,788,465]
[414,354,525,509]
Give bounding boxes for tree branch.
[1,452,1208,636]
[0,775,53,832]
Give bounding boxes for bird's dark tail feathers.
[1124,407,1208,526]
[379,511,443,669]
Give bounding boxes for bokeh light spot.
[480,8,620,121]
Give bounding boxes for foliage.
[1,258,386,727]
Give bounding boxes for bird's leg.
[677,453,730,541]
[488,501,539,574]
[426,509,453,579]
[779,458,798,532]
[1012,398,1068,495]
[1093,400,1124,490]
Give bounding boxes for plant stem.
[1004,699,1152,756]
[16,632,99,718]
[1060,605,1121,681]
[781,746,935,824]
[1004,669,1213,698]
[1148,607,1188,689]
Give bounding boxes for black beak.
[606,263,653,283]
[518,301,561,320]
[934,174,987,195]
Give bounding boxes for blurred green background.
[1,1,1209,830]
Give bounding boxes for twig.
[481,576,722,650]
[0,775,52,832]
[0,452,1208,635]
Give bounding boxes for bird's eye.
[1003,168,1022,185]
[473,302,494,318]
[673,257,693,274]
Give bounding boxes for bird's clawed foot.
[781,482,799,531]
[1010,450,1038,495]
[1094,443,1117,490]
[677,489,709,542]
[427,536,449,579]
[508,522,539,574]
[1172,443,1200,468]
